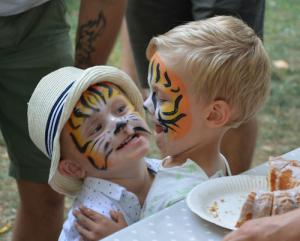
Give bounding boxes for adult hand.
[73,206,128,241]
[223,208,300,241]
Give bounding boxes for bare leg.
[221,117,258,175]
[12,181,64,241]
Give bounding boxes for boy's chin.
[155,138,184,157]
[155,134,168,154]
[115,146,149,163]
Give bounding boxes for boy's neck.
[105,160,153,205]
[164,136,226,177]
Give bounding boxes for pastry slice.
[268,157,300,191]
[272,188,300,215]
[236,191,273,227]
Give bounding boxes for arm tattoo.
[75,11,106,67]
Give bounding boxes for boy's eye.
[92,124,102,134]
[117,105,126,114]
[158,98,168,104]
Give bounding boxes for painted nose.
[114,120,128,135]
[143,94,155,115]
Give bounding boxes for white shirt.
[141,155,231,218]
[59,158,161,241]
[0,0,49,16]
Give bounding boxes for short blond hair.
[146,16,271,126]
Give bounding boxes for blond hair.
[146,16,271,126]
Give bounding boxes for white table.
[102,148,300,241]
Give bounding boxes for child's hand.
[73,206,128,241]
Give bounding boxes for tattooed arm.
[75,0,126,68]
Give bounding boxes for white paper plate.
[186,175,267,230]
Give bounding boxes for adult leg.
[12,182,64,241]
[0,1,73,240]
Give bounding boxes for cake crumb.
[208,201,219,218]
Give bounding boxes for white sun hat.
[28,66,145,196]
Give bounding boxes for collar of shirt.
[158,154,230,179]
[80,158,161,201]
[145,157,161,173]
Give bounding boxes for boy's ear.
[58,159,86,179]
[205,100,231,128]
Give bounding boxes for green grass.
[255,0,300,163]
[0,0,300,240]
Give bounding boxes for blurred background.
[0,0,299,239]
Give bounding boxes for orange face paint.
[66,82,137,169]
[146,53,192,140]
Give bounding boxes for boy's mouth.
[116,133,139,150]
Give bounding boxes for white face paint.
[144,53,210,158]
[66,82,151,170]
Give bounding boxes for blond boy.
[141,15,270,216]
[71,15,271,238]
[27,66,159,240]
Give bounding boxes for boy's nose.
[143,95,155,115]
[113,120,128,135]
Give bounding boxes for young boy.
[141,15,270,217]
[27,66,160,240]
[70,15,271,239]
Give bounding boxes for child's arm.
[73,206,128,241]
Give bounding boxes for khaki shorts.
[0,0,73,182]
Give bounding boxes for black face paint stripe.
[80,95,100,112]
[104,141,110,152]
[98,82,113,97]
[104,149,112,168]
[88,156,100,169]
[133,126,151,134]
[68,118,81,130]
[162,95,183,116]
[90,135,105,152]
[70,133,92,153]
[114,120,128,135]
[88,87,107,104]
[155,63,161,83]
[149,60,154,83]
[152,92,157,110]
[171,87,180,93]
[74,108,91,118]
[158,112,187,132]
[158,114,176,132]
[164,71,171,87]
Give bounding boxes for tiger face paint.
[144,53,192,140]
[66,82,150,170]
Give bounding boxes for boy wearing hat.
[28,66,159,240]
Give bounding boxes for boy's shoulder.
[145,157,162,173]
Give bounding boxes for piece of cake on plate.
[268,157,300,191]
[236,156,300,227]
